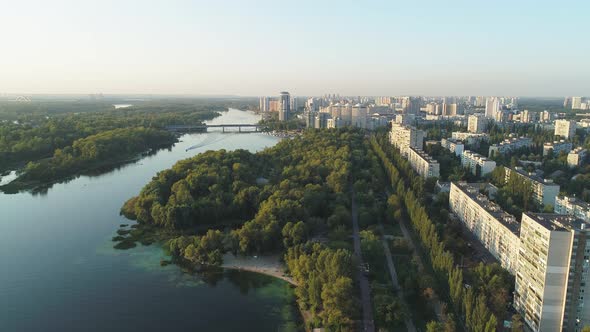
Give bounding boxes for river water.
[0,109,301,332]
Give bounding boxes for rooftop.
[506,166,559,187]
[524,212,587,232]
[453,182,520,235]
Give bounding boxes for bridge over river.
[165,124,262,133]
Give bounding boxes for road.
[351,190,375,332]
[377,223,417,332]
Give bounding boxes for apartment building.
[514,213,590,332]
[441,138,465,157]
[555,196,590,222]
[504,167,560,207]
[543,140,573,157]
[468,114,487,133]
[488,137,533,158]
[449,182,520,274]
[555,119,577,139]
[568,147,587,168]
[461,150,496,176]
[407,147,440,179]
[451,132,490,146]
[389,122,425,157]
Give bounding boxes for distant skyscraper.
[468,114,486,133]
[485,97,500,119]
[279,91,290,121]
[572,97,583,110]
[259,96,270,113]
[563,97,571,109]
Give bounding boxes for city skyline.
[1,0,589,96]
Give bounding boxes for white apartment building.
[441,138,465,157]
[389,122,425,157]
[515,213,590,332]
[488,137,533,158]
[504,167,560,207]
[555,196,590,222]
[555,119,577,139]
[543,140,573,157]
[451,132,490,147]
[407,147,440,179]
[572,97,583,110]
[567,147,587,168]
[449,182,520,274]
[467,114,487,133]
[485,97,500,119]
[461,150,496,176]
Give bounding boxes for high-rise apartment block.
[572,97,583,110]
[389,122,425,157]
[504,167,560,207]
[485,97,500,119]
[449,182,520,273]
[555,119,577,139]
[567,147,587,168]
[515,213,590,332]
[279,91,291,121]
[441,138,464,157]
[555,196,590,222]
[468,114,487,133]
[407,147,440,179]
[461,150,496,176]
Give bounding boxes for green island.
[0,99,237,191]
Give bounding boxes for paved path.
[377,223,417,332]
[351,190,375,332]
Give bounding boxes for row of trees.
[371,134,514,332]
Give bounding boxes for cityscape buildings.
[555,119,577,139]
[504,166,560,207]
[461,150,496,176]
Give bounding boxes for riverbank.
[221,254,297,286]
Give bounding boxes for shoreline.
[220,254,297,286]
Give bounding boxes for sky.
[0,0,589,97]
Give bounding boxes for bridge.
[165,124,262,133]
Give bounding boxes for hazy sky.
[1,0,589,96]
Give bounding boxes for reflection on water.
[0,109,302,332]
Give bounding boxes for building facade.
[514,213,590,332]
[555,196,590,222]
[468,114,487,133]
[567,148,587,168]
[441,138,465,157]
[504,166,560,207]
[488,137,533,158]
[555,120,577,139]
[543,141,573,157]
[407,147,440,179]
[389,122,425,157]
[279,91,291,121]
[449,182,520,274]
[461,150,496,176]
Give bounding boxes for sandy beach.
[221,254,297,286]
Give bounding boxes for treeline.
[123,129,365,330]
[0,100,223,173]
[14,127,175,186]
[371,134,516,332]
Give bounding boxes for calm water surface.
[0,109,301,332]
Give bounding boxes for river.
[0,109,302,332]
